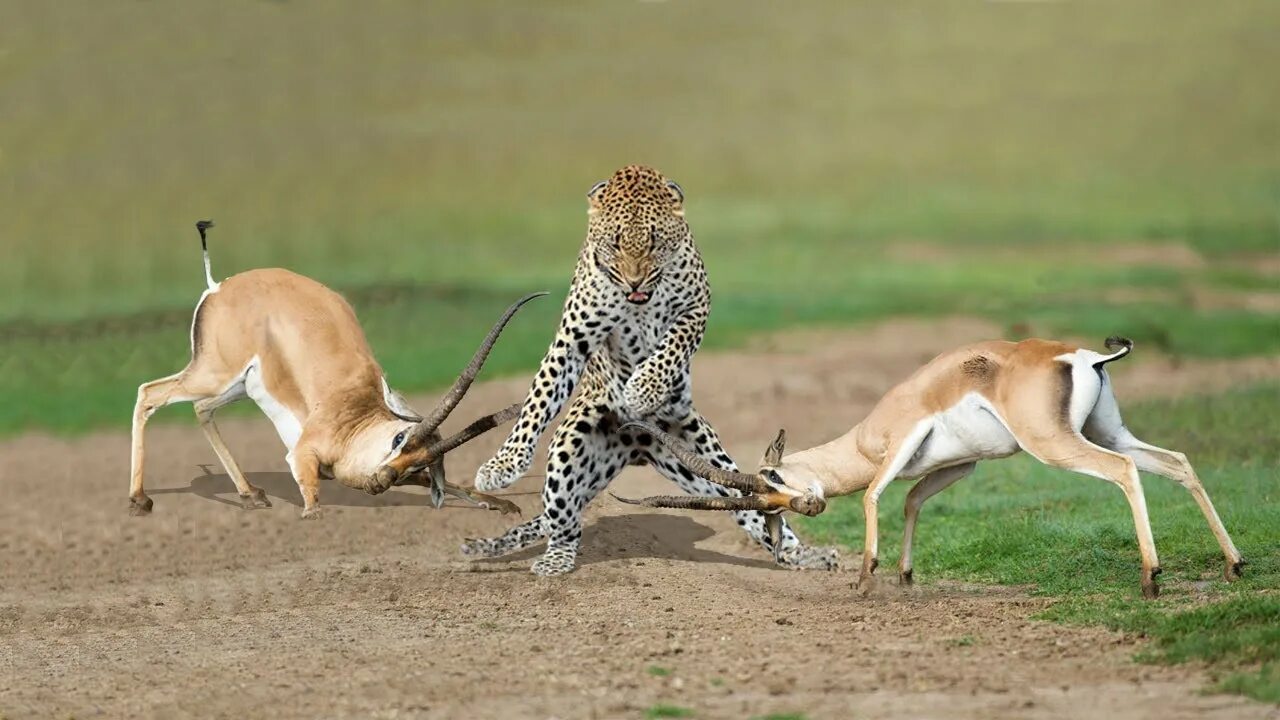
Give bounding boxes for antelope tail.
[1095,335,1133,368]
[196,220,217,290]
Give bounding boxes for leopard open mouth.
[626,291,650,305]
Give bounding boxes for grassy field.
[798,384,1280,702]
[1,1,1277,434]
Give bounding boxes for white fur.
[188,286,218,354]
[898,392,1020,479]
[242,355,303,452]
[870,419,936,501]
[1055,350,1109,431]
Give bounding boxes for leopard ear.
[762,428,786,467]
[666,179,685,215]
[586,180,608,215]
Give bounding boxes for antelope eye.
[393,431,407,449]
[762,469,782,484]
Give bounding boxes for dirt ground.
[3,319,1279,720]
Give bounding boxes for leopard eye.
[393,431,407,449]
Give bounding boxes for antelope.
[617,336,1245,599]
[129,220,545,518]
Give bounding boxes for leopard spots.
[468,165,836,575]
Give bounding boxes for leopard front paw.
[623,373,667,418]
[775,543,841,571]
[474,450,530,492]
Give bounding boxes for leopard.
[461,164,840,576]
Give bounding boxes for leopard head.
[585,164,687,305]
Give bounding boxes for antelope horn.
[409,291,547,443]
[420,402,521,460]
[610,492,770,512]
[622,421,768,494]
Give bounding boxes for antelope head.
[370,292,546,505]
[611,421,826,547]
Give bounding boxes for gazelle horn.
[610,492,770,512]
[408,291,546,443]
[421,402,521,460]
[621,421,768,494]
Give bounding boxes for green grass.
[796,384,1280,702]
[4,240,1278,436]
[644,705,694,719]
[2,1,1278,435]
[647,665,672,678]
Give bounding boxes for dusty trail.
[3,319,1278,719]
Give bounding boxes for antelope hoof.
[860,555,879,577]
[856,574,875,597]
[1226,558,1246,581]
[899,568,914,586]
[485,498,522,516]
[1141,567,1162,600]
[239,488,272,509]
[129,495,153,516]
[300,506,323,520]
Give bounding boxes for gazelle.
[130,220,544,518]
[617,336,1245,599]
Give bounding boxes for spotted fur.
[465,165,839,575]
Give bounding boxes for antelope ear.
[382,378,423,422]
[586,180,608,215]
[763,428,786,467]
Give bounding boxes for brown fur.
[643,336,1243,599]
[129,269,411,518]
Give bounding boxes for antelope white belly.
[900,393,1019,478]
[242,355,303,452]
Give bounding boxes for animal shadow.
[479,513,777,571]
[153,465,509,510]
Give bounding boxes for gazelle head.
[367,292,546,505]
[612,421,827,545]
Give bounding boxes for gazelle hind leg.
[900,462,975,585]
[1020,431,1162,598]
[129,372,195,515]
[1084,383,1244,580]
[1115,437,1242,579]
[193,397,271,510]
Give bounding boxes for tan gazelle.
[617,336,1244,599]
[129,221,544,518]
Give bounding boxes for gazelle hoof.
[1141,567,1162,599]
[899,569,914,586]
[1226,559,1246,581]
[486,498,522,516]
[239,488,272,509]
[129,495,153,516]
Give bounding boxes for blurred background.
[1,0,1277,434]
